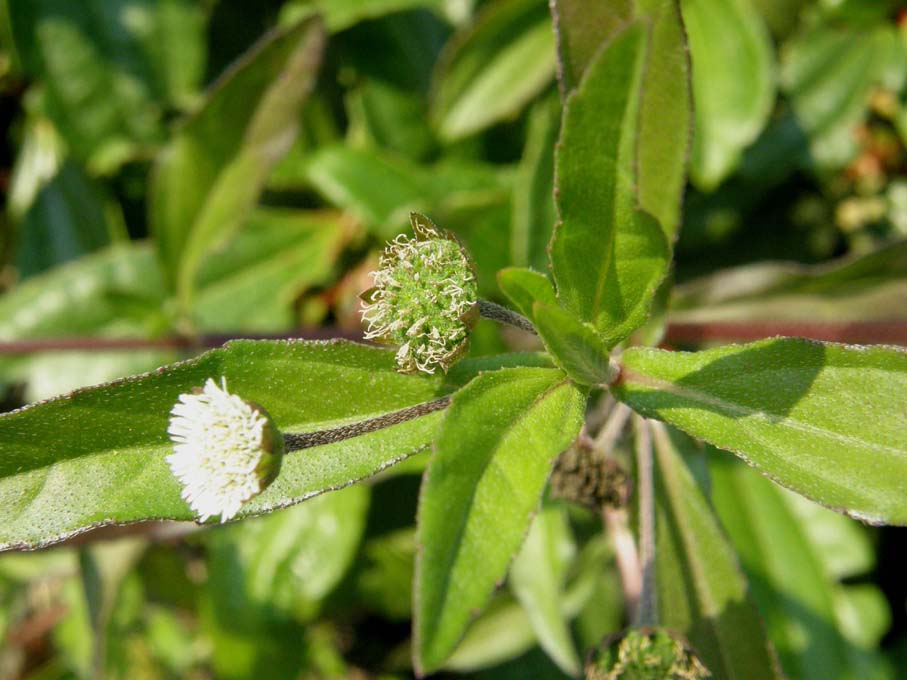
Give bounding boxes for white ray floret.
[167,377,278,522]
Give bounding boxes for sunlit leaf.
[651,423,783,679]
[415,367,584,672]
[683,0,774,189]
[550,22,669,345]
[431,0,555,140]
[150,18,324,312]
[617,338,907,525]
[0,340,444,550]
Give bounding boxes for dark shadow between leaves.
[630,337,826,421]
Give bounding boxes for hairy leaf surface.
[415,367,584,672]
[0,340,444,550]
[617,339,907,524]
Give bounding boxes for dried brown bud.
[549,440,630,511]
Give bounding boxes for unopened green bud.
[361,212,478,374]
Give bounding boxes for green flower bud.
[361,212,478,374]
[167,377,283,522]
[586,628,711,680]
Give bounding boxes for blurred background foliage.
[0,0,906,678]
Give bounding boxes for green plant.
[2,1,907,678]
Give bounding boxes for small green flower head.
[167,377,284,523]
[586,628,711,680]
[361,212,478,374]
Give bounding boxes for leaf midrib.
[621,366,906,458]
[421,376,570,661]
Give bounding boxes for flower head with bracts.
[361,212,478,374]
[167,377,282,522]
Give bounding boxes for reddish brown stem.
[2,320,906,355]
[0,328,364,354]
[665,320,907,345]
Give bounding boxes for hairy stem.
[602,506,642,621]
[283,396,451,451]
[478,299,537,334]
[634,415,657,627]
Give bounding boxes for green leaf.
[303,145,512,241]
[414,367,585,672]
[651,423,783,679]
[194,208,349,331]
[671,239,907,324]
[0,243,172,400]
[444,536,599,673]
[709,455,867,680]
[533,303,613,387]
[499,271,618,389]
[150,18,324,312]
[509,504,580,676]
[442,593,545,673]
[593,208,670,348]
[634,0,692,238]
[347,77,437,160]
[498,267,559,321]
[781,488,875,580]
[511,96,560,270]
[9,0,206,171]
[616,338,907,525]
[550,24,644,323]
[14,161,121,278]
[0,340,445,550]
[549,0,633,93]
[550,23,670,345]
[431,0,556,140]
[550,0,691,237]
[281,0,445,33]
[683,0,774,189]
[207,484,369,622]
[781,19,900,169]
[304,145,429,238]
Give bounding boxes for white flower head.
[360,212,478,374]
[167,377,283,523]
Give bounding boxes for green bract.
[361,212,478,374]
[586,629,711,680]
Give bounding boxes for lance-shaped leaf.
[533,303,613,387]
[498,268,612,386]
[615,338,907,525]
[549,0,633,93]
[671,239,907,324]
[431,0,556,141]
[509,504,580,676]
[414,367,585,673]
[550,23,670,346]
[551,0,691,237]
[710,455,871,680]
[651,423,783,679]
[150,18,324,311]
[511,97,560,271]
[683,0,774,189]
[0,340,445,551]
[634,0,691,238]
